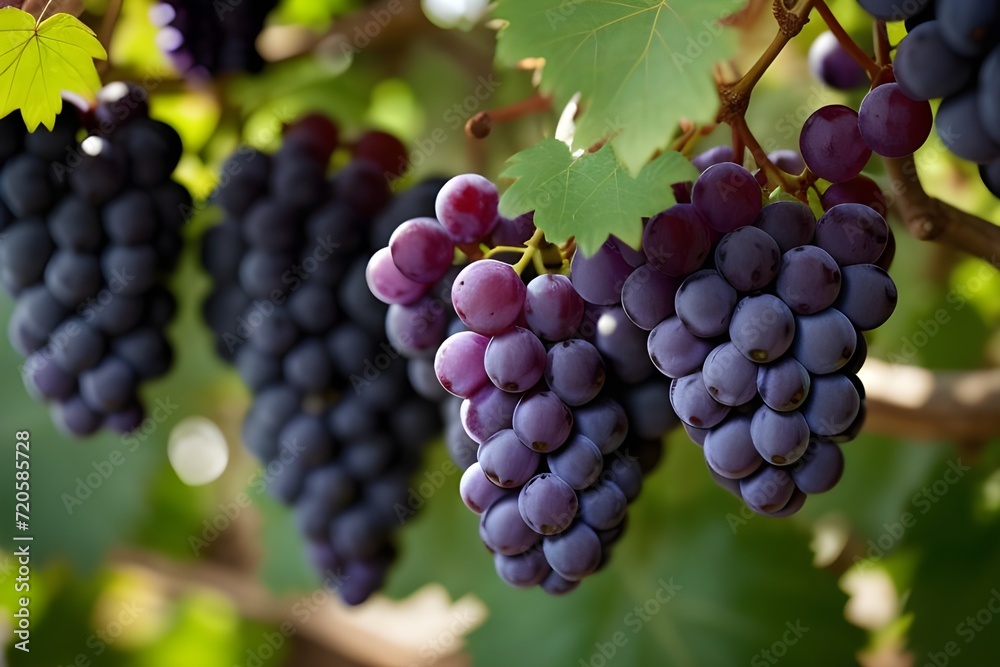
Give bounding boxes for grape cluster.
[150,0,279,76]
[366,174,674,593]
[644,160,895,515]
[201,116,442,605]
[0,86,187,437]
[871,0,1000,196]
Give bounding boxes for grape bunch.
[0,86,188,437]
[150,0,280,76]
[866,0,1000,196]
[642,159,895,515]
[365,174,675,593]
[201,116,443,605]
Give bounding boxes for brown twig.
[861,359,1000,441]
[884,154,1000,264]
[813,0,880,78]
[465,94,551,139]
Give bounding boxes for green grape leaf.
[494,0,740,175]
[498,138,696,255]
[0,8,107,131]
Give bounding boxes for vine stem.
[512,228,546,275]
[465,95,552,139]
[732,116,797,194]
[96,0,123,75]
[812,0,880,78]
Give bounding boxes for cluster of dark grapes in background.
[200,115,445,604]
[646,156,895,514]
[151,0,280,75]
[366,174,675,593]
[0,83,188,437]
[852,0,1000,195]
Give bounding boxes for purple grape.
[834,264,897,330]
[857,0,931,22]
[792,309,857,374]
[572,399,628,455]
[702,342,758,407]
[524,273,584,340]
[490,212,535,247]
[480,494,538,555]
[674,269,738,338]
[691,163,763,233]
[808,31,869,90]
[620,264,681,330]
[547,434,604,489]
[519,473,579,535]
[703,415,763,479]
[642,204,712,276]
[460,462,508,513]
[768,150,806,174]
[669,372,731,429]
[691,145,735,172]
[648,316,715,379]
[859,83,933,158]
[570,240,635,306]
[578,481,627,531]
[435,331,490,398]
[938,0,1000,57]
[543,522,601,581]
[729,294,796,363]
[451,259,526,335]
[753,201,816,253]
[435,174,500,243]
[461,384,519,443]
[545,339,606,407]
[385,297,449,358]
[714,226,780,292]
[775,245,842,315]
[894,20,975,101]
[478,429,541,488]
[740,465,796,514]
[802,374,861,436]
[757,357,811,412]
[484,327,546,393]
[79,355,137,413]
[388,217,455,284]
[366,247,428,305]
[791,441,844,494]
[494,549,551,588]
[750,407,810,466]
[593,307,654,384]
[820,176,888,219]
[513,391,573,452]
[935,91,1000,164]
[799,105,871,183]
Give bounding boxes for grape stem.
[95,0,123,75]
[884,154,1000,265]
[512,228,547,275]
[465,95,552,140]
[811,0,881,79]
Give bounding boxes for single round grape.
[479,429,540,488]
[691,145,734,172]
[979,45,1000,146]
[620,380,679,440]
[494,549,552,589]
[691,163,763,233]
[540,571,580,595]
[435,174,500,243]
[451,259,526,335]
[461,384,519,444]
[518,473,578,535]
[52,395,103,437]
[524,273,585,340]
[545,339,605,407]
[389,217,455,284]
[513,391,573,453]
[714,226,780,292]
[113,327,172,380]
[935,91,1000,164]
[642,204,712,276]
[793,309,857,375]
[50,318,106,373]
[670,372,730,429]
[49,196,103,252]
[792,441,845,494]
[768,150,806,174]
[489,212,535,247]
[435,331,490,398]
[484,327,546,393]
[674,270,738,338]
[757,357,811,412]
[570,240,635,306]
[938,0,1000,57]
[775,245,842,315]
[729,294,796,363]
[283,338,333,394]
[750,407,810,466]
[702,342,759,407]
[820,175,888,219]
[620,264,681,330]
[857,0,931,21]
[647,316,715,379]
[982,160,1000,198]
[79,355,137,413]
[45,251,101,308]
[740,465,796,515]
[0,221,52,294]
[808,31,869,90]
[547,434,604,490]
[753,201,816,253]
[365,246,428,306]
[802,374,861,436]
[703,415,763,479]
[799,105,871,183]
[542,522,601,581]
[101,245,158,297]
[385,296,450,358]
[859,83,933,158]
[23,353,75,400]
[572,399,628,455]
[578,481,627,531]
[460,462,507,514]
[835,263,897,330]
[480,494,538,555]
[894,20,975,101]
[594,306,655,384]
